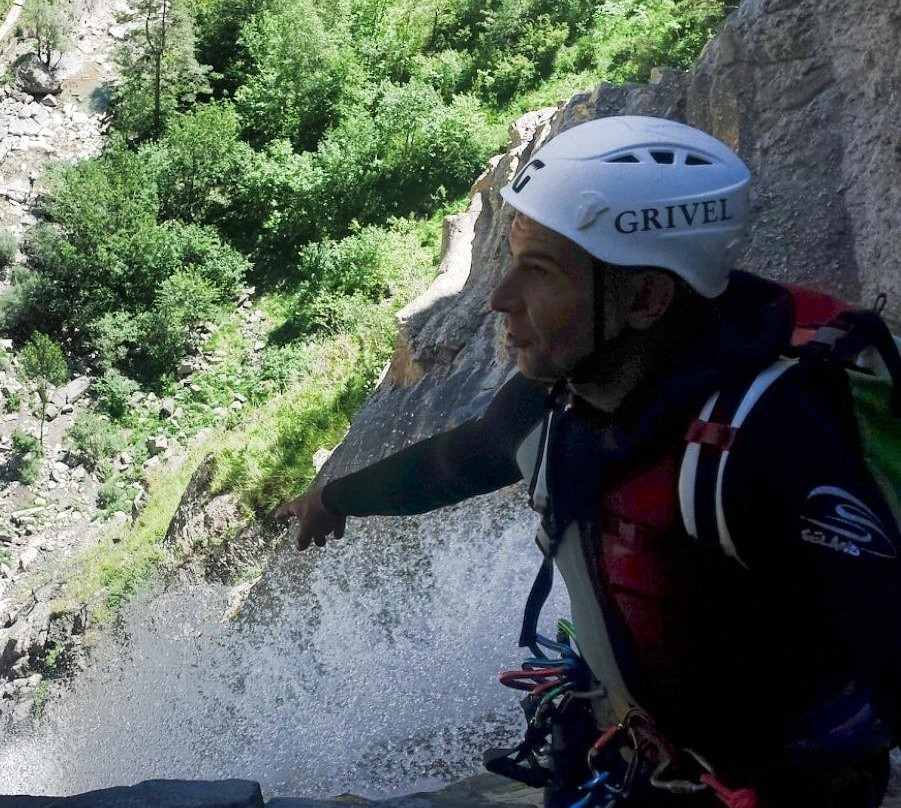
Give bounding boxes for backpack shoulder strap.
[678,359,798,566]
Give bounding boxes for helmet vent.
[607,154,640,163]
[685,154,712,165]
[651,150,675,164]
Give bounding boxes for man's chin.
[516,354,564,383]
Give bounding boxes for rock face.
[689,0,901,318]
[12,53,62,96]
[318,0,901,481]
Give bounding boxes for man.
[278,117,900,807]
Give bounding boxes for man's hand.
[275,488,346,550]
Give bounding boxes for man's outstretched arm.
[277,372,548,549]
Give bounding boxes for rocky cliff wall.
[316,0,901,481]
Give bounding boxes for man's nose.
[490,269,522,314]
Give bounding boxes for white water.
[0,488,570,800]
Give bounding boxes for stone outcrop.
[317,0,901,481]
[11,53,61,97]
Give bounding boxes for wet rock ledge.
[0,773,541,808]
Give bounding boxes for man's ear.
[627,271,676,330]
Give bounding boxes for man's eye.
[525,263,551,276]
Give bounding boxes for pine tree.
[114,0,210,139]
[20,332,68,446]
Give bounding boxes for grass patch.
[210,332,388,514]
[0,228,16,269]
[31,640,64,728]
[32,679,51,728]
[209,212,444,513]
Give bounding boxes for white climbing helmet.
[499,115,750,298]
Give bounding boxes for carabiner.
[648,748,712,795]
[603,726,642,800]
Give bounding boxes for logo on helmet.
[576,192,610,230]
[614,198,734,234]
[511,159,546,193]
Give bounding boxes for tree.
[114,0,211,139]
[20,332,68,446]
[234,0,354,150]
[21,0,73,66]
[150,101,249,225]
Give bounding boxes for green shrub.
[150,102,250,226]
[0,266,51,338]
[135,268,222,375]
[89,311,146,373]
[20,331,68,445]
[476,54,536,105]
[257,343,313,397]
[65,411,124,471]
[164,222,248,297]
[239,84,497,270]
[21,135,248,378]
[24,141,160,334]
[297,228,390,300]
[4,390,21,413]
[411,50,471,101]
[97,478,130,513]
[195,0,265,97]
[269,219,435,341]
[95,369,139,420]
[8,428,41,484]
[0,229,16,269]
[575,0,727,82]
[11,428,39,456]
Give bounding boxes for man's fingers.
[275,502,295,519]
[292,522,308,551]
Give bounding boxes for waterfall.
[0,487,570,800]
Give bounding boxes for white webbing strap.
[680,360,797,565]
[678,391,719,540]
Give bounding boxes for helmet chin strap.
[566,260,628,385]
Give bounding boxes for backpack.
[679,286,901,567]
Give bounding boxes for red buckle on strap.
[685,420,738,451]
[599,515,653,546]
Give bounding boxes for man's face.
[490,214,596,381]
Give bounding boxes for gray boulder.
[12,54,62,97]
